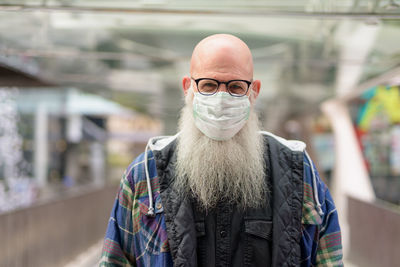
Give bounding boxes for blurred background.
[0,1,399,266]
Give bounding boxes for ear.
[250,80,261,103]
[182,76,191,96]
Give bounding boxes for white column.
[90,141,105,187]
[34,103,48,187]
[67,114,82,143]
[321,99,375,256]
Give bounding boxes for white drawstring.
[144,140,155,217]
[143,134,179,217]
[305,151,324,216]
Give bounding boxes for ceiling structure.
[0,0,399,133]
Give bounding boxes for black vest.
[154,134,304,267]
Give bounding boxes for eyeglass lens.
[197,79,248,96]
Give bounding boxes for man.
[100,34,343,267]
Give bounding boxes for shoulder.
[122,134,179,189]
[122,152,150,189]
[302,151,333,225]
[258,131,330,225]
[259,131,306,152]
[148,134,179,151]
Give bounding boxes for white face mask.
[192,91,250,141]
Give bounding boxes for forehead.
[192,57,252,80]
[191,41,253,80]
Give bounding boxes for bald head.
[190,34,254,80]
[182,34,260,102]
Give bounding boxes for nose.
[219,82,229,93]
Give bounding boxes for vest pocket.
[244,219,272,266]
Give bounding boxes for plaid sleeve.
[100,169,136,267]
[301,153,343,267]
[315,188,343,266]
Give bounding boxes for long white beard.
[174,91,268,210]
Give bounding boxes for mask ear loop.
[184,83,195,106]
[248,82,257,104]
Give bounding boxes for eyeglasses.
[191,77,252,97]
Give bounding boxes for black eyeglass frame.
[191,77,252,97]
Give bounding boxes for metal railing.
[347,196,400,267]
[0,184,118,267]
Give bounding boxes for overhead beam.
[0,4,399,19]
